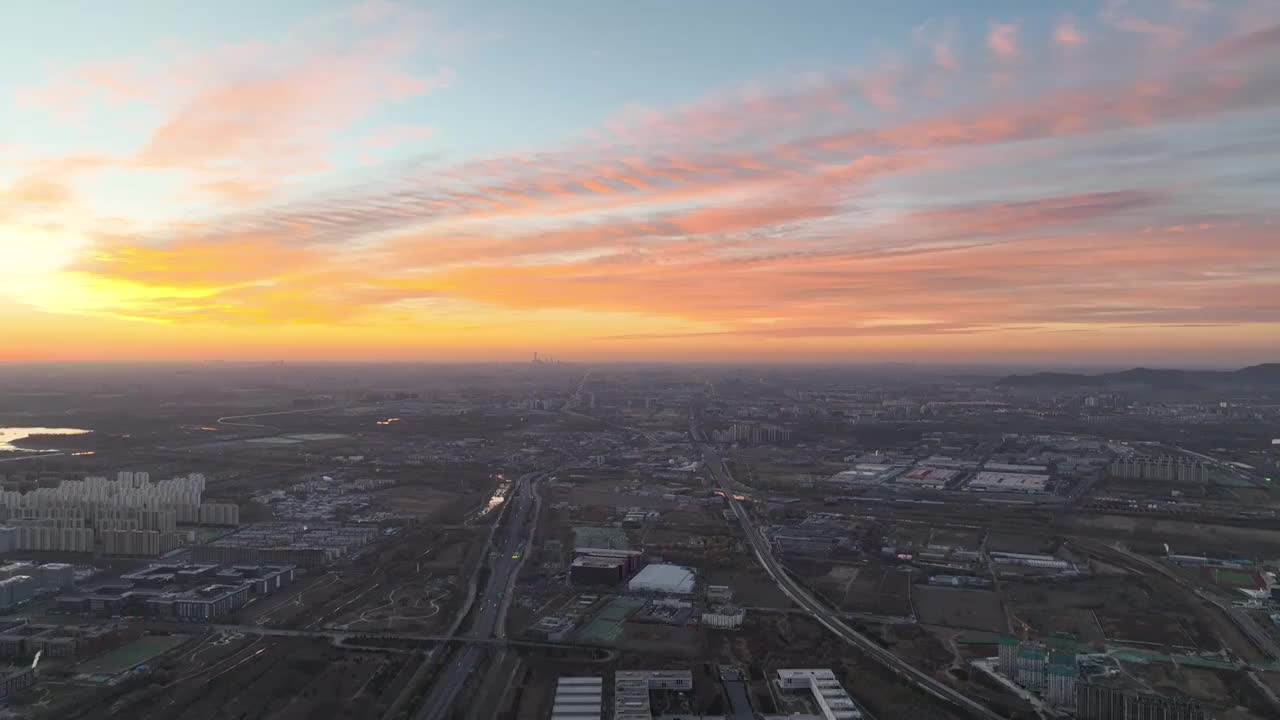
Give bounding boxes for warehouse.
[894,466,957,490]
[570,556,626,586]
[552,675,602,720]
[627,564,696,595]
[965,471,1050,494]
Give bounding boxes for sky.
[2,0,1279,365]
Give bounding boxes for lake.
[0,427,92,452]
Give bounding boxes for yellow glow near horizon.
[3,224,87,278]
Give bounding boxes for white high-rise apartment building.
[0,472,236,555]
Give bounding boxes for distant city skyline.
[3,0,1279,363]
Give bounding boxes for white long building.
[551,676,602,720]
[614,670,693,720]
[777,669,863,720]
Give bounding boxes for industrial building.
[984,462,1049,473]
[894,466,957,490]
[825,464,902,488]
[53,562,292,620]
[776,668,863,720]
[0,665,35,699]
[989,551,1076,571]
[0,622,123,660]
[39,563,76,590]
[627,564,696,595]
[155,583,253,622]
[0,562,83,609]
[0,562,32,580]
[192,522,375,568]
[574,548,643,574]
[706,585,734,603]
[570,556,626,586]
[614,670,693,720]
[121,562,294,595]
[529,615,576,642]
[551,676,602,720]
[0,576,38,610]
[965,471,1050,494]
[700,605,745,629]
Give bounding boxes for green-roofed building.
[573,526,630,551]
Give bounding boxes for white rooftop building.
[614,670,693,720]
[777,669,863,720]
[627,564,695,595]
[966,472,1050,493]
[551,675,602,720]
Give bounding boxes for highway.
[413,470,545,720]
[465,468,545,720]
[691,415,1006,720]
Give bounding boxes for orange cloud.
[11,1,1280,362]
[4,175,73,205]
[670,203,835,235]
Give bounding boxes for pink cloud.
[1102,0,1187,48]
[1055,16,1088,48]
[933,43,958,72]
[1203,23,1280,60]
[17,7,454,204]
[27,0,1280,350]
[987,22,1019,61]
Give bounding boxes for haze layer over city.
[3,1,1280,720]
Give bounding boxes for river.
[0,427,91,452]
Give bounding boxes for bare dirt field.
[985,532,1056,554]
[1066,515,1280,554]
[368,484,472,521]
[831,567,915,616]
[565,488,684,510]
[619,623,704,656]
[926,527,984,551]
[1004,576,1221,652]
[914,586,1008,633]
[705,566,794,609]
[1096,611,1201,649]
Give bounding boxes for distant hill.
[996,363,1280,389]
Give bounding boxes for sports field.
[1210,568,1258,588]
[575,596,644,645]
[78,635,190,677]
